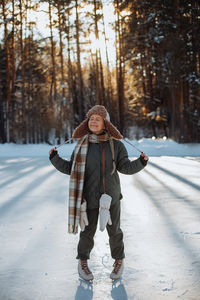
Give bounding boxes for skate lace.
[112,259,122,274]
[80,260,92,275]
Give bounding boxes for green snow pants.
[76,201,125,260]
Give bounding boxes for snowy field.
[0,139,200,300]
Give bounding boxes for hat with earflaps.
[72,105,123,140]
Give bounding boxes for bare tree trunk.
[66,8,77,131]
[19,0,26,143]
[95,50,101,104]
[48,0,59,142]
[75,0,84,122]
[2,0,11,142]
[24,0,30,143]
[93,0,100,104]
[11,0,16,92]
[48,0,57,104]
[57,1,65,100]
[101,2,114,117]
[10,0,16,142]
[141,54,147,98]
[99,49,106,106]
[57,0,66,141]
[147,48,154,102]
[26,0,33,143]
[115,0,125,134]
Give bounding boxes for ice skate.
[78,259,94,281]
[110,259,124,280]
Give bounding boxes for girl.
[49,105,148,281]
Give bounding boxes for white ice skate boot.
[78,259,94,281]
[110,259,124,280]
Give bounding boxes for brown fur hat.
[72,105,123,140]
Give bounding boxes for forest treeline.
[0,0,200,144]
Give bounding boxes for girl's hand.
[49,147,57,156]
[140,152,148,161]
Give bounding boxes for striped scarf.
[68,132,115,234]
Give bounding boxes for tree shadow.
[0,168,55,219]
[133,176,200,278]
[0,158,49,189]
[75,279,93,300]
[111,279,128,300]
[184,157,200,163]
[149,161,200,192]
[144,168,200,216]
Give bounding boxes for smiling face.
[88,114,105,134]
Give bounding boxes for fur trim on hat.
[72,105,123,140]
[86,105,107,120]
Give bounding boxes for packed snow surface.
[0,138,199,158]
[0,139,200,300]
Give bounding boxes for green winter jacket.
[50,139,146,209]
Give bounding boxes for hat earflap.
[72,119,88,139]
[104,120,123,140]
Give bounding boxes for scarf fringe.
[68,224,78,234]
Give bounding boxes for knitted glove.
[99,194,112,231]
[139,154,147,166]
[79,201,88,231]
[49,149,58,160]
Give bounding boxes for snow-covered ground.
[0,138,199,158]
[0,139,200,300]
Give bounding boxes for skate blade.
[111,277,122,283]
[78,276,93,283]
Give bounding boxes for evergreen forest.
[0,0,200,144]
